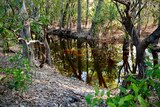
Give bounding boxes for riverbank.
[0,43,120,107]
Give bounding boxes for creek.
[49,36,140,89]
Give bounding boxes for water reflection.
[50,36,122,89]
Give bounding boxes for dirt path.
[0,60,96,107]
[29,65,95,106]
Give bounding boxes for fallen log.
[47,29,92,39]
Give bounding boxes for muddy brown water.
[50,36,125,89]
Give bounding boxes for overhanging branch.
[142,25,160,49]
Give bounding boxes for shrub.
[0,53,32,92]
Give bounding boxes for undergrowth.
[85,58,160,107]
[0,52,32,92]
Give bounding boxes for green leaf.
[0,28,3,33]
[101,90,105,96]
[138,95,147,107]
[107,91,110,97]
[153,70,160,78]
[97,99,103,105]
[85,94,93,104]
[92,98,98,107]
[107,102,116,107]
[146,69,153,77]
[132,83,139,96]
[118,97,124,106]
[120,86,126,94]
[148,48,152,53]
[94,87,99,96]
[112,96,120,104]
[0,22,3,28]
[154,64,160,69]
[146,61,153,67]
[124,94,134,101]
[127,76,136,83]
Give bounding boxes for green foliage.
[85,60,160,107]
[0,0,22,50]
[106,2,118,22]
[0,53,32,92]
[85,87,103,107]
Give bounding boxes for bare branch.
[18,38,44,45]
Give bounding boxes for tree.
[77,0,82,80]
[113,0,160,78]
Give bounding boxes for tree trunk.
[76,0,82,80]
[86,43,90,83]
[151,48,158,66]
[77,0,81,33]
[44,26,51,66]
[118,35,130,83]
[85,0,89,27]
[88,0,103,36]
[61,38,78,77]
[44,39,51,66]
[77,40,82,80]
[62,0,71,28]
[91,43,107,88]
[93,52,107,88]
[60,0,64,29]
[19,20,35,65]
[59,37,66,69]
[20,0,32,58]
